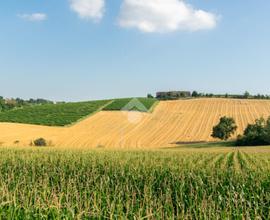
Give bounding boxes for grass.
[103,98,157,112]
[0,100,110,126]
[0,147,269,219]
[167,141,236,149]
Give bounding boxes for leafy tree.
[192,91,199,97]
[147,94,154,99]
[212,117,237,141]
[243,91,250,99]
[236,117,270,146]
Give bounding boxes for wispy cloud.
[118,0,218,33]
[18,13,47,22]
[70,0,105,22]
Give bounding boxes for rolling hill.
[1,98,270,148]
[0,100,111,126]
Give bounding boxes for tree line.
[192,91,270,100]
[0,96,54,112]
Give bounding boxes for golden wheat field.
[1,98,270,148]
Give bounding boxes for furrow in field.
[2,98,270,148]
[199,153,220,168]
[226,152,235,170]
[233,151,241,172]
[236,151,249,171]
[215,153,228,169]
[242,152,262,171]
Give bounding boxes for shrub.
[212,117,237,141]
[33,138,47,147]
[236,117,270,146]
[14,140,20,145]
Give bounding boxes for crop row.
[0,148,269,219]
[0,100,110,126]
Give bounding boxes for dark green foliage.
[0,100,110,126]
[33,138,47,147]
[236,117,270,146]
[192,91,199,97]
[212,117,237,140]
[189,91,270,100]
[147,94,154,98]
[243,91,250,99]
[103,98,157,112]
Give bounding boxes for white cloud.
[118,0,218,33]
[70,0,105,21]
[18,13,47,22]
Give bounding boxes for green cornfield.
[0,147,270,219]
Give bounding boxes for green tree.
[192,91,199,97]
[147,94,154,99]
[212,117,237,141]
[243,91,250,99]
[236,117,270,146]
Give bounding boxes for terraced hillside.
[1,98,270,148]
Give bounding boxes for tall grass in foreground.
[0,148,269,219]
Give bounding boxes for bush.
[236,117,270,146]
[212,117,237,141]
[33,138,47,147]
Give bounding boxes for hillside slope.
[0,100,111,126]
[1,98,270,148]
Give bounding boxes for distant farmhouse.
[156,91,191,100]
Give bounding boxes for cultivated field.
[0,147,269,219]
[103,98,157,111]
[0,100,111,126]
[1,98,270,148]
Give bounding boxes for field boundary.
[64,100,114,127]
[148,100,160,113]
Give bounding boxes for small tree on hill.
[212,117,237,141]
[147,94,154,99]
[243,91,250,99]
[192,91,199,97]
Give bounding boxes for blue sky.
[1,0,270,101]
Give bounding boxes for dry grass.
[1,98,270,148]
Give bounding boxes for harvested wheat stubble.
[1,98,270,148]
